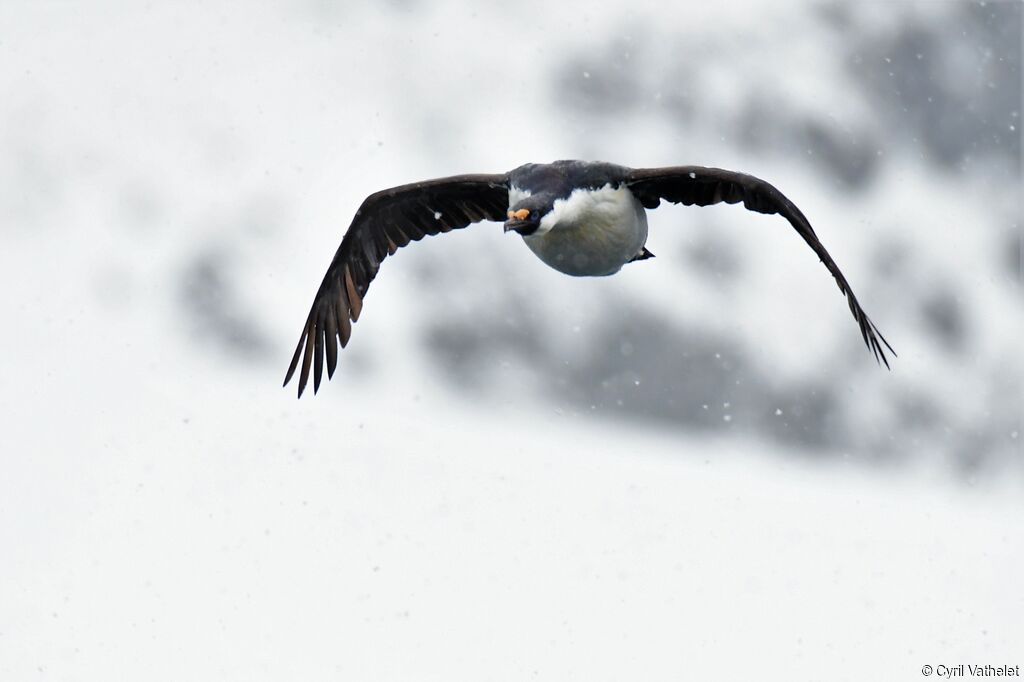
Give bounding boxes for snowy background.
[1,0,1021,679]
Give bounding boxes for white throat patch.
[535,183,632,236]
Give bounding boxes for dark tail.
[629,247,656,263]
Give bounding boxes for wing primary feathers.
[284,173,509,397]
[335,287,352,347]
[324,303,339,379]
[388,224,412,247]
[343,265,363,322]
[283,328,305,388]
[627,165,894,367]
[313,322,325,394]
[297,319,315,398]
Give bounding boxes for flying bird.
[284,160,893,397]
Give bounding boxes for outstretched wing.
[284,173,510,397]
[626,166,894,366]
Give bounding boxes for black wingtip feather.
[851,305,895,370]
[869,320,895,370]
[283,329,306,388]
[313,324,324,394]
[325,304,339,379]
[296,321,315,399]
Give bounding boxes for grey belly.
[523,214,648,277]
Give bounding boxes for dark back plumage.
[508,160,630,198]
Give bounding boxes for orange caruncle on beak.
[507,208,530,220]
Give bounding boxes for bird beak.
[504,208,532,234]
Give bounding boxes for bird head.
[503,198,547,236]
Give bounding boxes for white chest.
[518,183,649,277]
